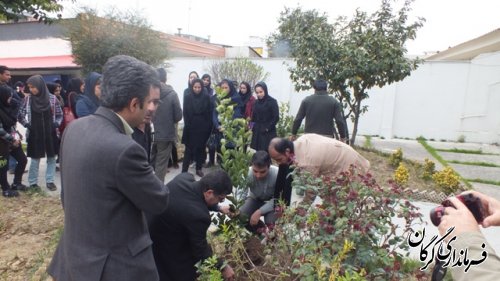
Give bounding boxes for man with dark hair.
[240,151,279,230]
[152,67,182,182]
[149,170,235,281]
[48,55,169,281]
[291,78,347,142]
[269,134,370,202]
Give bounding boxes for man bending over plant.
[240,151,279,232]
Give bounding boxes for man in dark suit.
[48,55,170,281]
[149,170,235,281]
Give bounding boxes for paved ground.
[355,136,500,201]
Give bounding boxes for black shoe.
[2,189,19,197]
[196,170,204,177]
[11,183,28,191]
[29,184,41,190]
[46,183,57,191]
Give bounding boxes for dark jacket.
[153,84,182,142]
[292,90,347,138]
[182,91,212,148]
[149,173,214,281]
[75,72,102,118]
[251,82,279,151]
[132,123,153,163]
[48,107,170,281]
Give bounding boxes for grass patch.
[363,135,372,149]
[436,148,500,155]
[417,137,448,167]
[467,179,500,186]
[28,226,63,280]
[448,160,500,168]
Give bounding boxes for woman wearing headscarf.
[75,72,102,118]
[18,75,63,191]
[64,77,84,117]
[250,81,279,152]
[0,86,28,197]
[183,71,199,98]
[239,81,255,120]
[181,79,212,177]
[47,82,64,107]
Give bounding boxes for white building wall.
[149,54,500,144]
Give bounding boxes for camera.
[430,193,486,226]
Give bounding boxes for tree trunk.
[350,100,362,145]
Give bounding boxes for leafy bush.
[196,255,225,281]
[266,168,422,280]
[432,167,461,194]
[422,158,435,180]
[66,8,169,74]
[276,102,295,138]
[214,86,253,206]
[389,148,403,167]
[394,163,409,186]
[207,58,269,86]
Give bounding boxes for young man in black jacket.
[149,170,235,281]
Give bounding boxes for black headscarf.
[190,79,206,114]
[83,72,102,106]
[201,74,213,96]
[67,77,84,94]
[187,71,199,88]
[26,75,51,113]
[255,81,269,103]
[220,78,237,99]
[238,81,252,105]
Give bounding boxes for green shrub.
[389,148,403,167]
[422,158,435,180]
[432,167,461,194]
[214,86,253,206]
[276,102,295,137]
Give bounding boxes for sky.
[61,0,500,55]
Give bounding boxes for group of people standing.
[180,70,280,178]
[0,65,103,198]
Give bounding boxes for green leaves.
[0,0,63,23]
[65,8,169,74]
[208,58,269,88]
[269,0,424,144]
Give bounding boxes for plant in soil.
[263,167,423,280]
[214,85,253,207]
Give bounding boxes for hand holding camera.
[431,191,500,240]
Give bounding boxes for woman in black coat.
[0,86,23,197]
[250,81,279,152]
[181,79,213,177]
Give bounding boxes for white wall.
[165,53,500,144]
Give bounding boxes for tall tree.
[65,8,169,74]
[268,0,424,144]
[0,0,64,22]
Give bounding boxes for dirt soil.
[0,149,438,280]
[0,191,63,281]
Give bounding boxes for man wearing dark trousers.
[149,170,235,281]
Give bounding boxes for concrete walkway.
[355,136,500,201]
